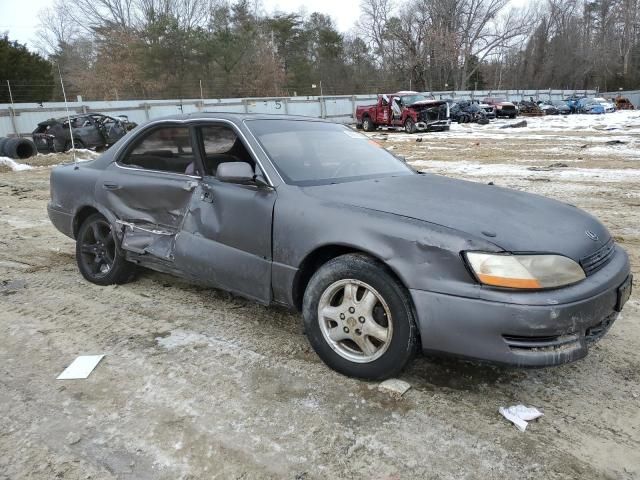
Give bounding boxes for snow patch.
[0,157,33,171]
[411,160,640,182]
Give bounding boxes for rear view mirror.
[217,162,255,184]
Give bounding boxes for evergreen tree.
[0,35,53,103]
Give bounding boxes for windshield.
[247,120,414,186]
[400,94,427,105]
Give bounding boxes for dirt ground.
[0,113,639,479]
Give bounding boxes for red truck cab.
[356,91,450,133]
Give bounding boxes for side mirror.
[216,161,257,185]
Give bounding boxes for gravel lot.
[0,112,638,479]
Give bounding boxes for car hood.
[303,174,610,261]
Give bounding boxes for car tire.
[76,213,135,286]
[404,118,417,134]
[3,138,37,159]
[0,137,9,156]
[362,116,375,132]
[302,253,418,380]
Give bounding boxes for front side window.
[120,126,196,175]
[247,120,413,186]
[199,125,254,176]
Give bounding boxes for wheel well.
[292,245,408,311]
[73,206,100,238]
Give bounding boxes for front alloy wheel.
[303,253,418,379]
[318,279,393,363]
[404,118,417,134]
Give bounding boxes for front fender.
[271,186,500,305]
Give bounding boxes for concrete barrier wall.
[0,89,598,137]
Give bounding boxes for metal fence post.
[351,95,357,121]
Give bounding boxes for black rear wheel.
[362,116,375,132]
[76,213,135,285]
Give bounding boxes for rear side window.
[120,126,197,175]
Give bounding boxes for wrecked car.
[578,99,606,114]
[356,91,450,133]
[448,101,490,124]
[483,97,517,118]
[593,97,616,113]
[549,100,571,115]
[476,101,497,120]
[538,102,559,115]
[613,96,634,110]
[33,114,137,152]
[517,100,545,116]
[48,113,632,380]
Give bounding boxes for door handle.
[103,182,121,190]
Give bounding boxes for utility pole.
[6,80,14,104]
[57,64,76,167]
[199,80,204,101]
[6,80,19,137]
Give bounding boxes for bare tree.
[35,0,81,56]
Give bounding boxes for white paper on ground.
[499,405,544,432]
[57,355,105,380]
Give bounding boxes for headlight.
[465,252,586,289]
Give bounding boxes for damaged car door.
[97,125,200,261]
[173,123,276,303]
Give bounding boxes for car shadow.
[402,353,566,393]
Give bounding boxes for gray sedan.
[47,113,632,379]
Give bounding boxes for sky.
[0,0,361,51]
[1,0,527,52]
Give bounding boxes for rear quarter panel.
[49,162,104,238]
[356,105,377,122]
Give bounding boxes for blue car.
[578,98,605,114]
[564,96,584,113]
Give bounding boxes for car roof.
[147,112,334,124]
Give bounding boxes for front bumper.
[418,120,451,132]
[410,249,632,367]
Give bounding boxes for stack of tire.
[0,137,38,159]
